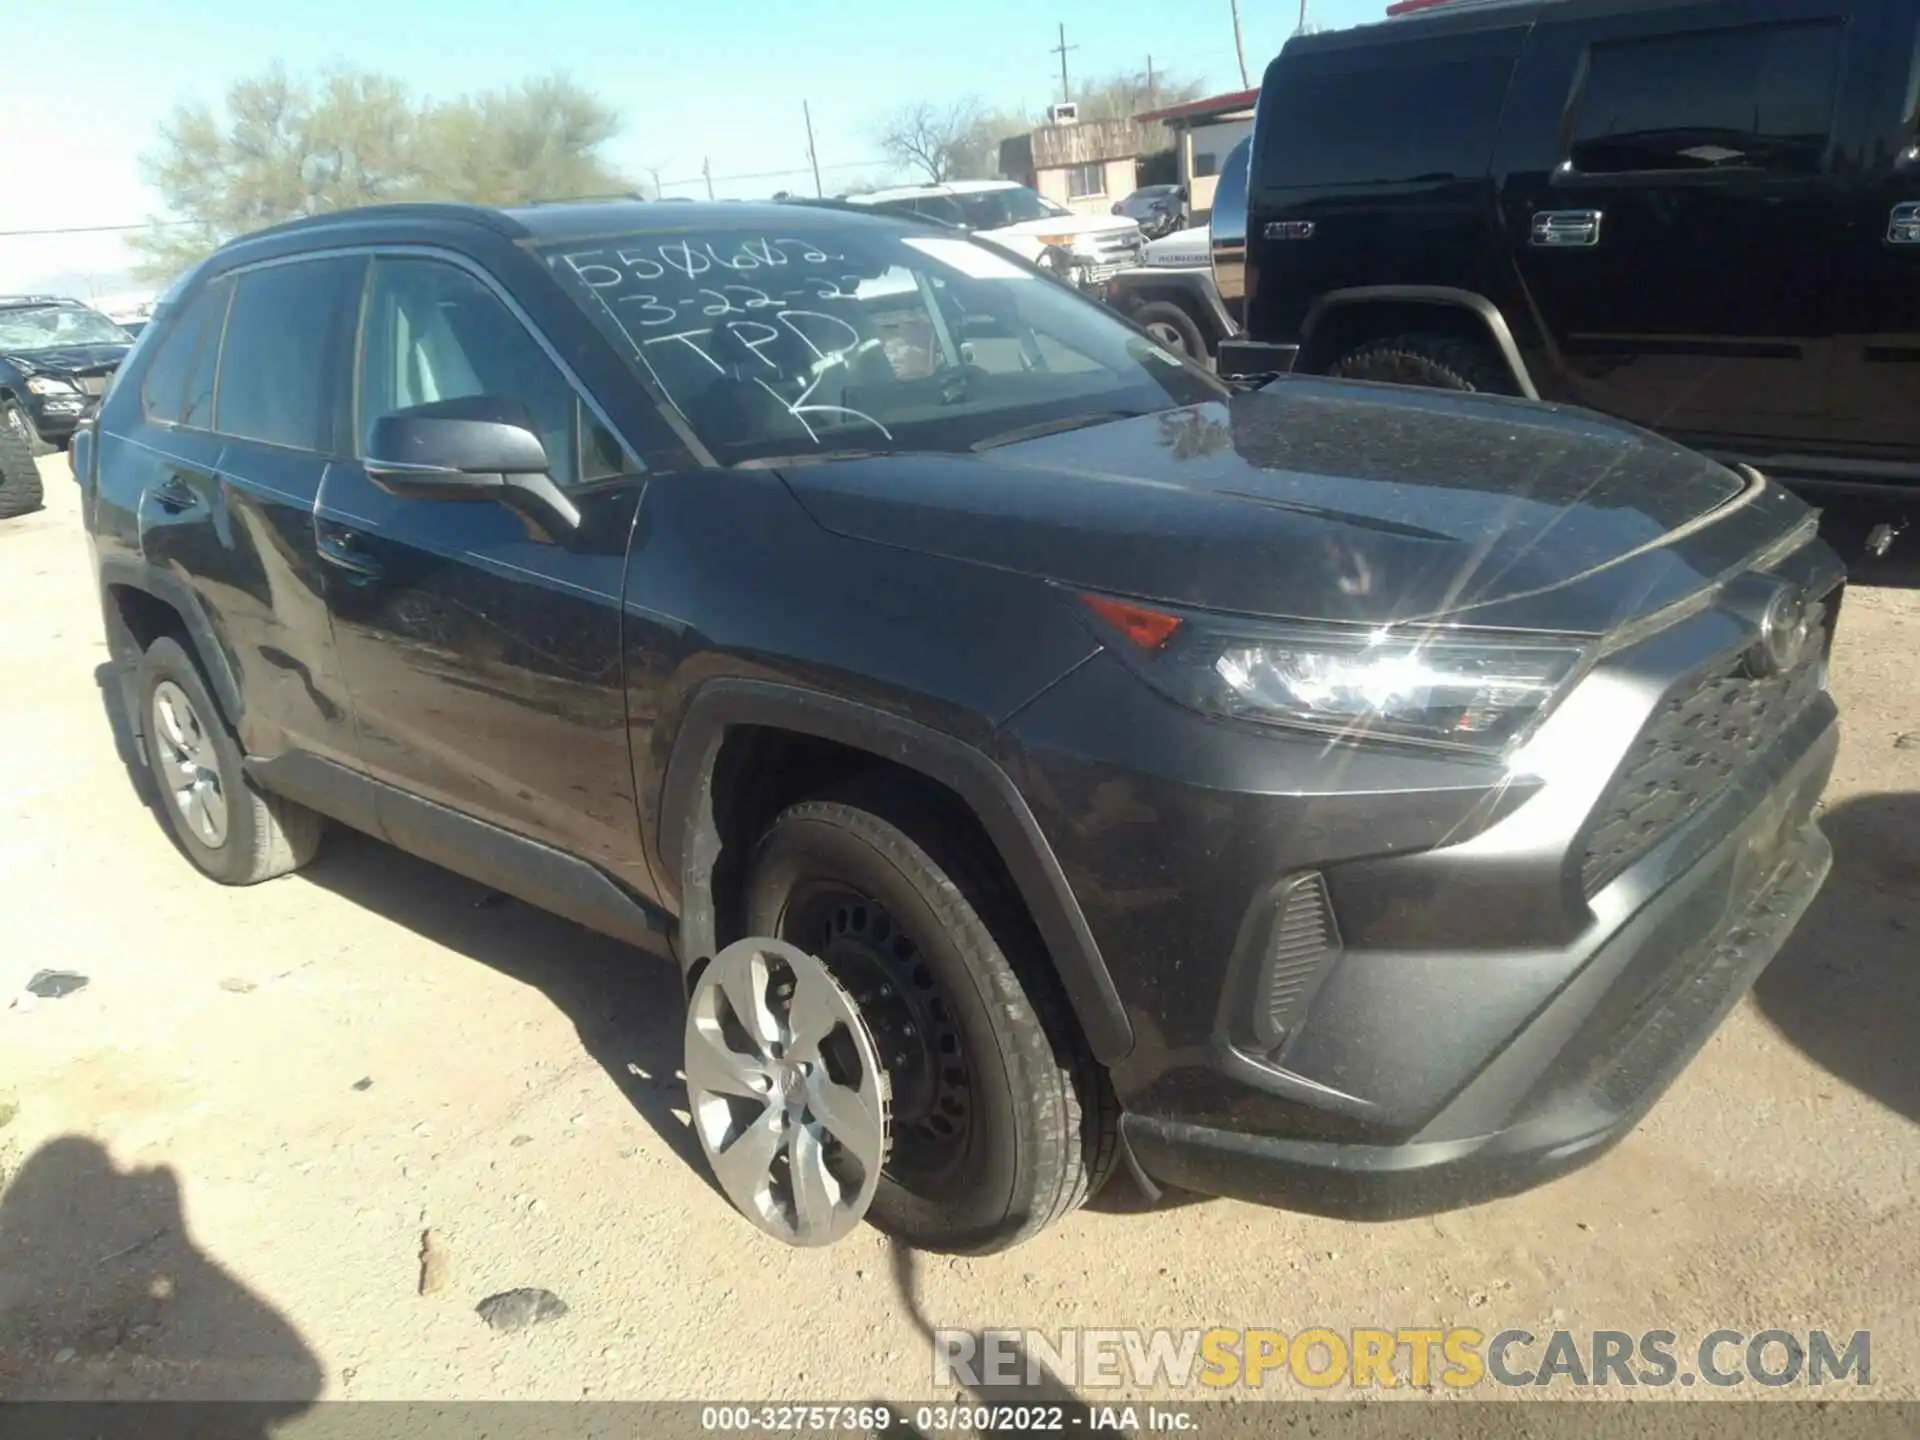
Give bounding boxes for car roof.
[217,197,919,261]
[0,295,83,309]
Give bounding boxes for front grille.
[1579,599,1832,896]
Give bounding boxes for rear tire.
[0,412,44,518]
[1328,332,1518,395]
[1133,301,1211,362]
[136,637,324,884]
[744,777,1117,1254]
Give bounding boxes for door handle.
[1531,209,1604,248]
[316,531,383,581]
[1891,203,1920,246]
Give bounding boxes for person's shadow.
[1754,791,1920,1124]
[0,1136,321,1431]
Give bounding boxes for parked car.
[845,181,1145,287]
[1112,183,1186,238]
[1102,137,1251,361]
[1,295,136,456]
[1218,0,1920,501]
[81,198,1841,1253]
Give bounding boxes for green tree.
[129,66,630,282]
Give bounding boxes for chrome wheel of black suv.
[746,781,1118,1255]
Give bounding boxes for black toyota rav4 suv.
[78,199,1842,1254]
[1219,0,1920,498]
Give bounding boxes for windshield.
[541,222,1222,465]
[951,187,1068,228]
[0,304,133,351]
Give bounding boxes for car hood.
[779,377,1762,633]
[4,343,130,374]
[986,213,1139,240]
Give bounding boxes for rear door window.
[139,278,231,428]
[215,257,365,452]
[1570,21,1844,175]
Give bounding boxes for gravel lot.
[2,452,1916,1408]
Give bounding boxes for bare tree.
[1073,68,1206,121]
[875,99,991,183]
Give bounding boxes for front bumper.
[995,532,1844,1217]
[1120,724,1834,1218]
[24,391,88,441]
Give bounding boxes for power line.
[3,155,902,237]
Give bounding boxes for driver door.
[313,252,661,902]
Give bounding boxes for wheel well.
[1299,300,1509,378]
[104,583,191,665]
[704,725,1028,962]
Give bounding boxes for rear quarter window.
[1258,40,1521,188]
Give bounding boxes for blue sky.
[0,0,1382,292]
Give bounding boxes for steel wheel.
[685,938,889,1247]
[150,679,229,848]
[782,884,972,1191]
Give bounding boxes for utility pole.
[645,166,663,200]
[1297,0,1310,34]
[1229,0,1251,87]
[1050,22,1079,104]
[802,101,824,197]
[1146,54,1158,111]
[702,157,715,201]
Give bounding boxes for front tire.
[1328,332,1517,395]
[744,779,1117,1254]
[136,637,324,884]
[2,399,53,457]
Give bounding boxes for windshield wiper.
[969,410,1151,451]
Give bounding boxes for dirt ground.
[2,452,1916,1409]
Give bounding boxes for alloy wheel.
[685,938,888,1246]
[150,680,229,847]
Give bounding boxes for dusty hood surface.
[780,377,1758,632]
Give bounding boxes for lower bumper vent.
[1255,872,1340,1050]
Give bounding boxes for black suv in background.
[1220,0,1920,497]
[78,199,1841,1252]
[1,295,135,453]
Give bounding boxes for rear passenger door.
[313,253,659,901]
[1501,0,1852,446]
[139,257,364,768]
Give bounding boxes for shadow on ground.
[0,1136,322,1418]
[1755,791,1920,1124]
[873,1239,1128,1437]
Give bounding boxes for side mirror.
[365,394,579,529]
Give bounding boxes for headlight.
[1080,594,1586,753]
[25,375,77,396]
[1033,233,1077,248]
